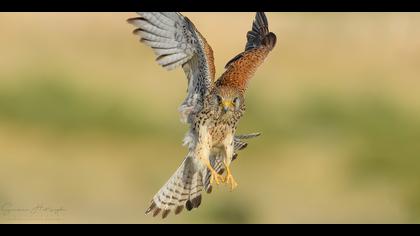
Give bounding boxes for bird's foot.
[205,161,224,186]
[224,166,238,191]
[210,170,225,185]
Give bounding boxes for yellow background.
[0,13,420,223]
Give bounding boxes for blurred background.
[0,12,419,223]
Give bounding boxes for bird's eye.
[216,95,222,104]
[233,97,239,105]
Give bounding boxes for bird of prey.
[127,12,276,219]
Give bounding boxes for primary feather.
[128,12,215,124]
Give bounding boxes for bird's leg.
[195,129,224,186]
[224,161,238,191]
[203,158,224,185]
[222,138,238,190]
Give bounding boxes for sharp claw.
[223,163,238,191]
[210,170,224,185]
[225,174,238,191]
[205,159,225,186]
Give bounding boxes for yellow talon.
[210,170,224,185]
[225,174,238,191]
[224,163,238,191]
[205,160,224,186]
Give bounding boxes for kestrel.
[127,12,276,218]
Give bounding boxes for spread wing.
[127,12,215,123]
[216,12,276,93]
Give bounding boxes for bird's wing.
[234,132,261,140]
[216,12,276,92]
[128,12,215,123]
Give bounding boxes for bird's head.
[211,86,243,117]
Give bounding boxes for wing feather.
[128,12,215,124]
[216,12,276,93]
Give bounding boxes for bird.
[127,12,276,219]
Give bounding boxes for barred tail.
[146,132,261,217]
[145,155,205,219]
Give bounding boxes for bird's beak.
[222,100,233,113]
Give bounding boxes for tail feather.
[145,155,205,219]
[185,171,203,210]
[146,132,261,217]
